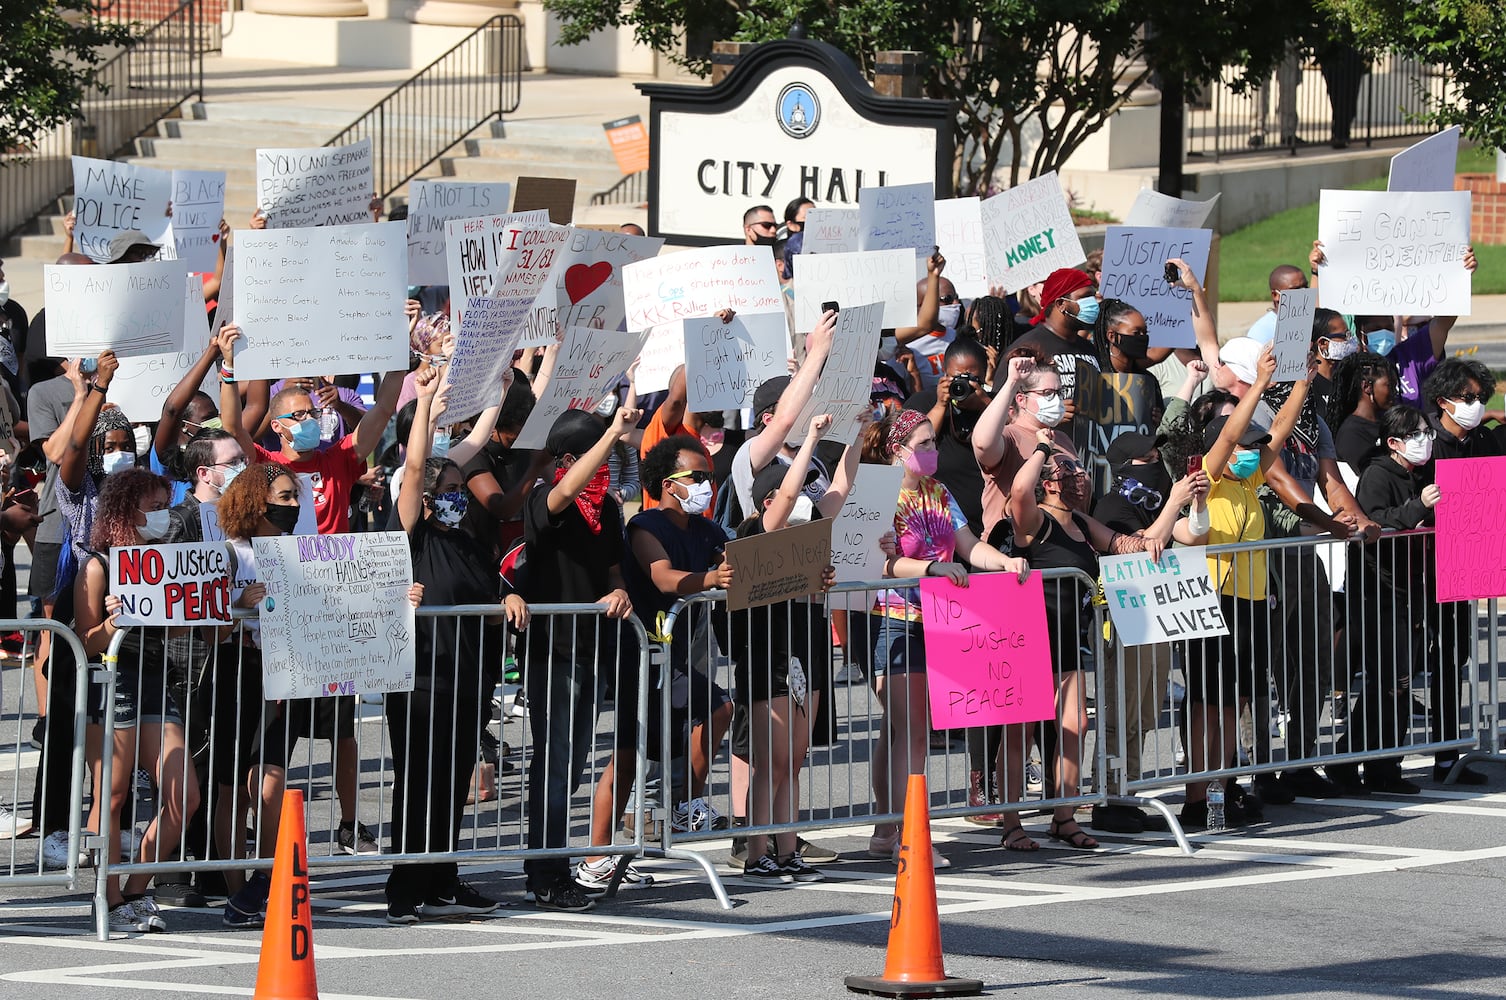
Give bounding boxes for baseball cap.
[751,376,791,422]
[1202,415,1271,453]
[1106,431,1167,468]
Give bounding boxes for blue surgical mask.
[1073,295,1100,328]
[1228,449,1261,480]
[432,429,451,459]
[1366,331,1396,357]
[288,418,322,452]
[216,460,246,495]
[101,450,135,476]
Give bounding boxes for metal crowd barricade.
[643,568,1109,907]
[91,604,651,940]
[0,622,92,896]
[1108,530,1501,849]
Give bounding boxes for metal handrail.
[590,170,647,207]
[325,14,524,200]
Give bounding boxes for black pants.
[1257,548,1334,765]
[1338,571,1424,777]
[523,639,597,891]
[1430,600,1474,760]
[385,684,485,905]
[31,585,78,835]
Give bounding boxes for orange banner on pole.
[603,116,650,175]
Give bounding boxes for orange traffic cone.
[846,774,983,998]
[253,788,319,1000]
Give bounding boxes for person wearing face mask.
[55,351,138,570]
[1004,267,1103,423]
[742,204,778,247]
[896,257,964,391]
[974,353,1079,541]
[73,467,199,933]
[595,391,642,506]
[0,256,27,400]
[903,337,993,534]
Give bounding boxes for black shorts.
[205,643,271,787]
[88,664,183,730]
[258,693,359,772]
[1183,594,1269,709]
[27,541,62,601]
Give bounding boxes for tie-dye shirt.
[876,476,969,621]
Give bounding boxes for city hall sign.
[637,39,955,245]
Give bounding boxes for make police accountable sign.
[638,40,954,245]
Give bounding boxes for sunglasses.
[666,470,711,485]
[938,294,959,305]
[750,221,776,231]
[1454,392,1488,405]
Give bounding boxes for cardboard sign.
[71,156,173,263]
[253,532,416,699]
[255,138,373,229]
[800,208,859,254]
[1271,287,1317,383]
[1083,372,1164,497]
[792,248,915,333]
[1317,189,1472,317]
[1388,126,1461,192]
[622,245,784,331]
[858,182,936,254]
[519,227,666,349]
[603,115,650,175]
[921,572,1056,729]
[933,197,987,299]
[513,176,578,225]
[829,464,904,583]
[110,542,233,627]
[230,221,408,379]
[513,327,651,450]
[1434,457,1506,601]
[166,169,227,272]
[443,210,553,302]
[980,171,1085,293]
[111,274,217,422]
[1124,189,1220,229]
[1100,547,1229,646]
[1099,226,1213,349]
[405,180,512,284]
[684,311,791,411]
[784,301,886,446]
[45,259,187,358]
[723,517,834,612]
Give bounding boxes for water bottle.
[1206,781,1226,832]
[318,404,340,441]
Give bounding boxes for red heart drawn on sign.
[564,262,613,304]
[211,233,220,242]
[326,682,340,695]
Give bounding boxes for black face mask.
[1114,461,1172,510]
[753,233,777,247]
[264,503,301,535]
[1116,334,1151,360]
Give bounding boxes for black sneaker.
[337,821,380,855]
[1179,799,1208,830]
[1326,763,1369,796]
[29,719,44,751]
[1365,773,1421,795]
[1253,775,1296,805]
[532,880,596,913]
[743,853,792,884]
[154,878,207,908]
[794,837,838,863]
[778,853,824,883]
[1433,761,1489,785]
[386,898,421,925]
[1283,768,1342,799]
[423,880,501,918]
[1090,804,1144,834]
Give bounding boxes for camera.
[80,358,98,374]
[949,374,978,401]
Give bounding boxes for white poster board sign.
[111,274,217,422]
[518,227,667,349]
[231,221,409,378]
[800,208,859,254]
[980,171,1085,293]
[793,249,915,333]
[255,138,373,229]
[513,328,650,450]
[1101,547,1229,646]
[443,210,553,302]
[858,182,936,254]
[684,311,791,411]
[1388,126,1461,193]
[405,180,513,284]
[830,463,904,583]
[1099,226,1213,349]
[71,156,173,263]
[1271,287,1317,383]
[110,542,233,627]
[253,532,416,699]
[45,259,187,358]
[622,245,783,331]
[167,170,227,272]
[1124,189,1221,229]
[1316,189,1472,316]
[633,323,685,395]
[784,301,885,445]
[933,197,988,299]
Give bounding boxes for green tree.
[545,0,1302,192]
[1,2,132,158]
[1323,0,1506,150]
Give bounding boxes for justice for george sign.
[110,542,233,627]
[255,139,373,229]
[1098,226,1212,349]
[1433,457,1506,602]
[1100,547,1228,646]
[920,571,1055,729]
[1317,189,1472,317]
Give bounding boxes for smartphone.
[1164,262,1179,284]
[80,357,98,374]
[1187,454,1203,476]
[821,300,839,315]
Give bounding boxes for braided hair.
[965,295,1013,351]
[1325,351,1400,431]
[88,406,135,481]
[1091,298,1141,371]
[1160,388,1236,481]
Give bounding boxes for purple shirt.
[1392,330,1438,408]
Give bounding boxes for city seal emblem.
[776,82,821,139]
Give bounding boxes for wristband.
[1034,442,1053,457]
[88,382,108,395]
[924,560,935,577]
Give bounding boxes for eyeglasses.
[1118,478,1163,508]
[1454,392,1488,405]
[1399,429,1434,444]
[275,407,324,422]
[1025,388,1064,400]
[666,470,711,485]
[938,294,959,305]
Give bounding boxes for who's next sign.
[637,40,955,245]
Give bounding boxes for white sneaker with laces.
[574,855,656,892]
[0,802,32,839]
[42,830,89,870]
[671,797,723,833]
[130,895,168,932]
[106,900,151,933]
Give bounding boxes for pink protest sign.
[1434,457,1506,601]
[920,572,1056,729]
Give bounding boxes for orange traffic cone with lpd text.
[253,788,319,1000]
[846,774,983,998]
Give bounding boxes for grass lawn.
[1218,143,1506,301]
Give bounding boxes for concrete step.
[440,158,624,196]
[463,137,619,168]
[187,101,360,131]
[153,119,334,148]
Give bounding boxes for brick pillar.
[1457,174,1506,246]
[874,51,924,98]
[711,41,757,85]
[247,1,369,14]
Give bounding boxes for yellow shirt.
[1204,458,1267,601]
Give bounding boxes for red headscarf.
[1031,267,1095,325]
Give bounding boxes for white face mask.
[138,508,172,541]
[1032,393,1065,428]
[788,494,815,525]
[677,479,714,516]
[101,450,135,476]
[937,303,963,332]
[1448,398,1485,431]
[1396,433,1433,466]
[132,425,152,457]
[0,281,9,307]
[1322,337,1357,361]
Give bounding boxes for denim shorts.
[871,615,926,677]
[89,664,183,730]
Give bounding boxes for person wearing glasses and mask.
[974,353,1078,541]
[742,204,778,247]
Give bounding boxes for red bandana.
[553,463,611,534]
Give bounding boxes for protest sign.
[622,245,784,331]
[518,227,666,349]
[71,156,173,262]
[829,464,904,583]
[684,311,791,411]
[200,502,225,544]
[1270,287,1317,383]
[111,542,233,627]
[1388,126,1461,192]
[231,221,408,379]
[603,116,650,175]
[1101,547,1229,646]
[784,301,885,446]
[45,259,187,358]
[634,322,685,395]
[1317,189,1472,316]
[512,176,578,225]
[255,138,373,229]
[723,518,834,612]
[979,171,1085,293]
[212,247,234,337]
[1124,189,1220,229]
[1434,457,1506,602]
[444,209,553,300]
[921,572,1055,729]
[792,249,915,333]
[254,532,417,699]
[405,181,512,284]
[858,182,936,255]
[111,274,218,422]
[933,197,988,299]
[1083,372,1164,496]
[513,327,651,449]
[166,170,227,272]
[800,208,859,254]
[1099,226,1213,348]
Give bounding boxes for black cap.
[1106,431,1167,468]
[751,376,791,421]
[546,409,605,458]
[1202,415,1272,453]
[750,461,818,510]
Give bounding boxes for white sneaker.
[574,855,656,893]
[670,797,725,833]
[0,802,33,839]
[106,900,152,933]
[42,830,89,870]
[130,895,168,932]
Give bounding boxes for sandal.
[1000,826,1039,852]
[1047,819,1100,850]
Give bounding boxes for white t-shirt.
[729,436,832,522]
[905,329,955,391]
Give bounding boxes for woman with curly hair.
[74,467,199,934]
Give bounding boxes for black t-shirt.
[1001,324,1102,399]
[622,507,726,626]
[521,483,624,655]
[411,516,501,689]
[996,512,1097,671]
[1334,414,1383,478]
[459,440,538,568]
[902,390,985,536]
[1091,461,1174,535]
